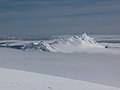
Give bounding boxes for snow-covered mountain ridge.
[22,33,104,52]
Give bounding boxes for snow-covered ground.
[0,34,120,89]
[0,68,119,90]
[0,48,120,88]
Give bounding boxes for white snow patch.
[0,68,119,90]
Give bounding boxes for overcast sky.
[0,0,120,37]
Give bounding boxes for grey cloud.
[0,0,120,36]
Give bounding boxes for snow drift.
[0,68,119,90]
[23,33,105,53]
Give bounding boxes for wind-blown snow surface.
[0,34,120,89]
[0,68,119,90]
[0,48,120,88]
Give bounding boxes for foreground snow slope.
[0,48,120,88]
[0,68,119,90]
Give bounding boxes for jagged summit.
[81,33,97,44]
